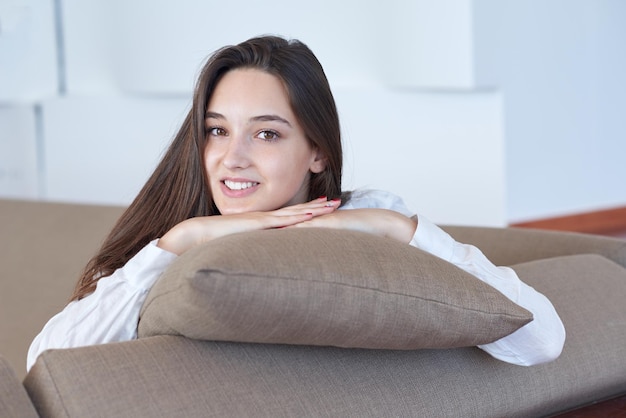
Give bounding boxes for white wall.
[0,106,39,199]
[0,0,57,102]
[474,0,626,222]
[0,0,55,199]
[2,0,625,226]
[337,89,505,226]
[41,96,190,204]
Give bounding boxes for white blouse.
[27,189,565,371]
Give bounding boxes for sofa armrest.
[441,225,626,268]
[0,354,38,418]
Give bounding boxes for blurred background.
[1,0,625,227]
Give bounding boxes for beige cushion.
[138,228,531,349]
[26,255,626,417]
[0,354,38,418]
[25,254,626,417]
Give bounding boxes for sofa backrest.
[442,225,626,268]
[0,199,124,378]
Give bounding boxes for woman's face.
[204,68,326,215]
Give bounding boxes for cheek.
[273,150,310,176]
[281,155,315,188]
[203,144,219,175]
[203,159,221,195]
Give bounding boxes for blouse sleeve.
[412,216,566,366]
[26,240,177,372]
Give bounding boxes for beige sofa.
[1,198,626,417]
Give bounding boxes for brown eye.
[208,127,227,137]
[257,130,279,142]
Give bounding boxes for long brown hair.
[71,35,344,300]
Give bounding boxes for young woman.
[27,35,565,371]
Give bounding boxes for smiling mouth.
[223,180,259,191]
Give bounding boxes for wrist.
[157,219,199,256]
[386,212,417,243]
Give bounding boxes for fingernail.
[318,196,327,200]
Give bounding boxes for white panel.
[62,0,384,95]
[42,97,190,205]
[337,88,506,226]
[0,105,39,198]
[0,0,58,102]
[381,0,475,89]
[61,0,119,95]
[61,0,477,95]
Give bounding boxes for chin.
[216,206,246,215]
[217,201,282,215]
[216,202,267,215]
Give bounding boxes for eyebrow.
[205,111,292,128]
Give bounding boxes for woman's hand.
[291,208,418,244]
[157,197,341,255]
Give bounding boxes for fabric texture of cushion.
[26,254,626,418]
[0,354,38,418]
[138,228,532,349]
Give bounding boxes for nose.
[222,134,251,170]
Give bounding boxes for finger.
[289,216,331,229]
[265,212,314,228]
[275,200,340,217]
[293,197,341,208]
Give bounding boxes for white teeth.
[224,180,258,190]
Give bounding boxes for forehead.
[208,69,291,112]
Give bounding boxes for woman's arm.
[300,189,565,365]
[27,240,177,371]
[412,217,566,366]
[158,197,341,255]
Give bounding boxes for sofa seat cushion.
[138,228,531,349]
[25,253,626,417]
[0,354,38,418]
